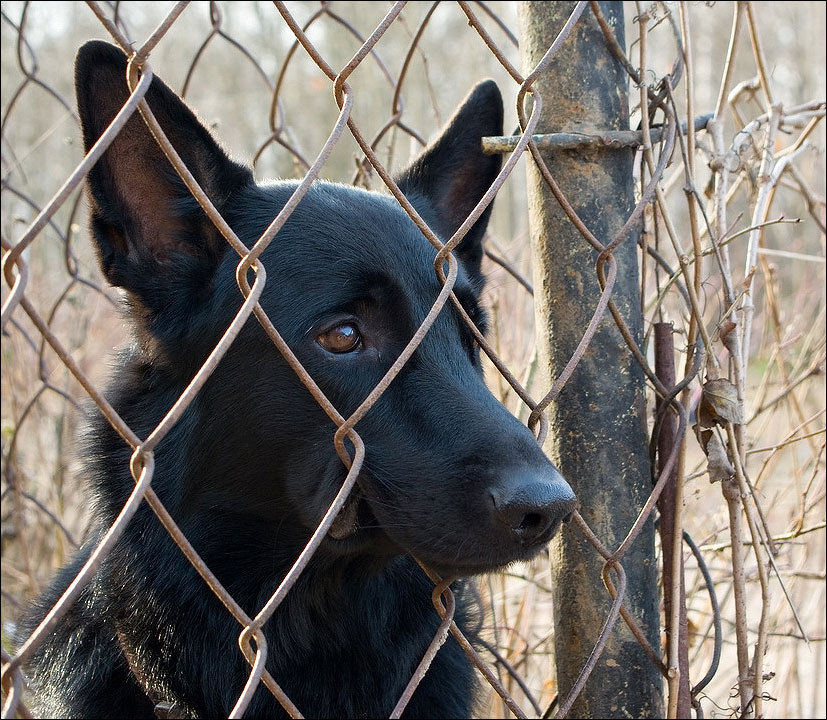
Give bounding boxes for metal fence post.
[518,2,664,717]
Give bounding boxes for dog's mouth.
[325,474,573,574]
[327,487,376,541]
[415,542,551,579]
[326,489,557,577]
[328,489,359,540]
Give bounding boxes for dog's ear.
[395,80,503,284]
[75,41,252,309]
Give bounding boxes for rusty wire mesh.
[2,1,825,718]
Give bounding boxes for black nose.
[490,471,577,547]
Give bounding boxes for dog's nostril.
[508,506,556,544]
[490,475,577,547]
[519,512,543,532]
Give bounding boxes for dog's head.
[76,41,576,577]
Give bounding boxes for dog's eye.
[317,323,362,354]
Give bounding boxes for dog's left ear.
[395,80,503,283]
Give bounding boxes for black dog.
[23,41,576,719]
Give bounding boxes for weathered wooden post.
[518,3,664,716]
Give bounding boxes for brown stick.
[654,323,691,719]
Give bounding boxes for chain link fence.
[2,2,825,718]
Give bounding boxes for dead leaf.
[705,432,735,484]
[720,319,738,357]
[700,378,744,426]
[695,425,712,452]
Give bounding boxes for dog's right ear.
[395,80,503,286]
[75,41,252,310]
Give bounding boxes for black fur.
[22,41,576,719]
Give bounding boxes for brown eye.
[317,323,362,354]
